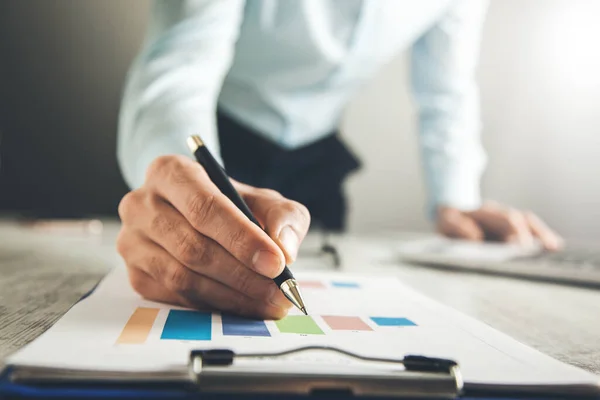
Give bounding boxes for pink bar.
[322,315,373,331]
[297,280,327,289]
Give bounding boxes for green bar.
[275,316,324,335]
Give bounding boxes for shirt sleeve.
[118,0,246,189]
[410,0,489,217]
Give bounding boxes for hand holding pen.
[117,142,310,319]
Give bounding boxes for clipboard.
[3,268,599,400]
[1,346,463,399]
[4,348,599,400]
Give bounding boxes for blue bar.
[331,281,360,288]
[370,317,417,327]
[222,314,271,337]
[161,310,212,340]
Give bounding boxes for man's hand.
[437,201,563,251]
[117,155,310,319]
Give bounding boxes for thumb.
[234,182,311,264]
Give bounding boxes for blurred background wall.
[0,0,598,242]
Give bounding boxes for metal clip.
[189,346,463,398]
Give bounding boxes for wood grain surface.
[1,222,598,376]
[0,221,118,362]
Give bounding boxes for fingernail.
[252,250,284,277]
[278,226,299,261]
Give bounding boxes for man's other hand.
[117,155,310,319]
[437,201,563,251]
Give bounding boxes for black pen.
[186,135,307,315]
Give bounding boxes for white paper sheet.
[8,266,599,389]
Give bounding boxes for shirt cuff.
[424,157,486,220]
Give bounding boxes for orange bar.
[116,307,159,344]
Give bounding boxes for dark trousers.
[217,111,360,232]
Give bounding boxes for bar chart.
[114,279,419,344]
[116,308,417,344]
[297,280,361,289]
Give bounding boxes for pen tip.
[280,279,308,316]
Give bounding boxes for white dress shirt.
[118,0,489,214]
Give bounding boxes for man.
[116,0,562,319]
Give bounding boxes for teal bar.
[161,310,212,340]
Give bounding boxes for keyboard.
[523,249,600,269]
[398,238,600,289]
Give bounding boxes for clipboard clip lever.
[189,346,463,398]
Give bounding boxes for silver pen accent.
[279,279,307,315]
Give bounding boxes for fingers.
[144,156,285,278]
[133,197,290,307]
[524,212,564,251]
[118,154,310,318]
[467,203,533,245]
[441,202,565,251]
[118,229,290,320]
[437,207,484,241]
[126,267,194,309]
[237,183,311,264]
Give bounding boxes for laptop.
[398,237,600,288]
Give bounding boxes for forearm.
[117,0,245,189]
[416,82,487,212]
[118,67,222,189]
[410,0,489,216]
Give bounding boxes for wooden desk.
[1,220,599,374]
